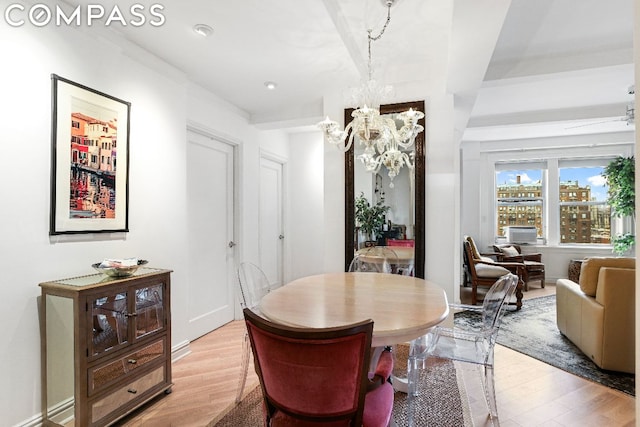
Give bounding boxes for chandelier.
[317,0,424,187]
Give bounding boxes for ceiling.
[99,0,634,139]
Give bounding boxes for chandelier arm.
[396,137,416,149]
[370,156,383,174]
[344,121,355,152]
[403,152,415,170]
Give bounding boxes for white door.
[186,129,235,340]
[259,155,284,288]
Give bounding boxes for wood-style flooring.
[120,282,636,427]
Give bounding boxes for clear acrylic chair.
[348,246,399,274]
[235,262,271,403]
[407,273,518,426]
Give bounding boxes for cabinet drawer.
[89,338,165,395]
[91,365,165,425]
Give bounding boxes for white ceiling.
[99,0,634,139]
[468,0,635,140]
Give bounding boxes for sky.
[496,167,609,201]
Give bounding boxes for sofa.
[556,257,635,373]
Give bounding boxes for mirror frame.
[344,100,425,278]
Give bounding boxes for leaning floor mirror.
[344,100,426,278]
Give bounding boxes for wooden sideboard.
[39,268,172,426]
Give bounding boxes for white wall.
[0,20,291,426]
[288,131,325,280]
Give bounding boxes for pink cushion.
[363,382,394,427]
[271,411,348,426]
[270,382,394,427]
[372,350,393,381]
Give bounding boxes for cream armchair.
[556,257,635,373]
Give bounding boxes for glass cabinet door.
[134,282,164,338]
[91,291,128,356]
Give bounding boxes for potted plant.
[603,156,635,255]
[354,192,389,246]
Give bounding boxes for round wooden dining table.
[259,272,449,347]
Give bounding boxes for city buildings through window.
[496,160,612,245]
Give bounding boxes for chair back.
[462,239,478,280]
[481,273,518,335]
[237,262,271,310]
[463,235,483,260]
[349,246,399,274]
[243,308,373,425]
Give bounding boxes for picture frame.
[50,74,130,235]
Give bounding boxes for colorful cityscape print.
[69,105,118,219]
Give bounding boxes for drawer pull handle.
[127,359,137,364]
[127,388,137,394]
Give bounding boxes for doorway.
[259,154,285,288]
[186,128,236,340]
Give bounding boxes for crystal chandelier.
[317,0,424,187]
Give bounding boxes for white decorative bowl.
[92,260,148,277]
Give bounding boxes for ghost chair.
[349,246,400,274]
[243,308,394,427]
[407,273,519,427]
[235,262,272,404]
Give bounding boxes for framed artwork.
[50,74,130,235]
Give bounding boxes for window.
[494,158,614,246]
[495,167,543,237]
[559,165,610,244]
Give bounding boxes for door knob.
[279,234,285,240]
[228,241,236,248]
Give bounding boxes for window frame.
[493,155,624,247]
[495,164,545,238]
[557,161,612,245]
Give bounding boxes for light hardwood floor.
[120,282,636,427]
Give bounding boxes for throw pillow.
[501,246,520,257]
[579,257,636,296]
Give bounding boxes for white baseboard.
[11,413,42,427]
[171,339,192,363]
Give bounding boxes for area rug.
[209,357,472,427]
[455,294,635,396]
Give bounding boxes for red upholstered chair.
[243,308,394,427]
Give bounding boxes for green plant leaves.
[354,192,389,239]
[603,156,635,255]
[603,156,635,218]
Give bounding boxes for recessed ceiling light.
[193,24,213,37]
[264,81,277,90]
